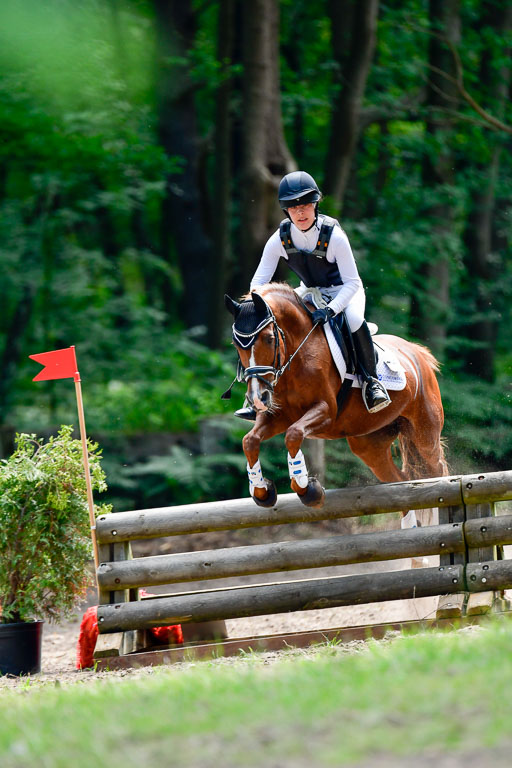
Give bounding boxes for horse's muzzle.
[249,385,273,412]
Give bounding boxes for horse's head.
[225,290,286,414]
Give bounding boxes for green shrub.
[0,425,110,623]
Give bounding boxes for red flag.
[29,346,78,382]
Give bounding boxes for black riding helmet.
[278,171,322,210]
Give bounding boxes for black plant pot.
[0,620,44,676]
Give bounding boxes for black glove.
[312,307,335,325]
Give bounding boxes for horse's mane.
[242,282,303,310]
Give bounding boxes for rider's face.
[287,202,315,231]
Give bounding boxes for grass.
[1,619,512,766]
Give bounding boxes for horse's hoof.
[252,480,277,508]
[298,478,325,508]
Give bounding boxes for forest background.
[1,0,511,513]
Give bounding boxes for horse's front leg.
[243,417,284,508]
[285,401,332,508]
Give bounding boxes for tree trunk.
[323,0,379,212]
[409,0,461,356]
[154,0,213,330]
[238,0,294,292]
[0,286,34,425]
[461,1,512,380]
[209,0,235,348]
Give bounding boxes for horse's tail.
[397,341,450,480]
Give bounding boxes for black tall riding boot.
[234,406,257,421]
[352,322,391,413]
[234,398,257,420]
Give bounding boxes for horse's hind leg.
[397,407,448,480]
[347,421,406,483]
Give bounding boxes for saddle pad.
[296,288,407,391]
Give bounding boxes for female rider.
[235,170,390,420]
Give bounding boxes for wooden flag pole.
[74,372,100,573]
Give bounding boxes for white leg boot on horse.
[285,407,328,508]
[246,458,277,508]
[288,447,325,507]
[243,424,280,508]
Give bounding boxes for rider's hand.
[312,307,335,325]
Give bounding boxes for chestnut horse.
[226,282,447,508]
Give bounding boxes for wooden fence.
[95,470,512,650]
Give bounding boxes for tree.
[237,0,294,291]
[409,0,461,356]
[459,1,512,380]
[323,0,379,212]
[209,0,236,348]
[154,0,213,330]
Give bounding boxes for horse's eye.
[264,334,274,346]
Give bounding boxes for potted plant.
[0,425,110,675]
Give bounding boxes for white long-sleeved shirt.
[250,215,363,316]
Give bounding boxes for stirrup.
[234,407,257,421]
[362,379,391,414]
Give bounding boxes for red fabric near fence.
[76,598,183,669]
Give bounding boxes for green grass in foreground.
[1,620,512,767]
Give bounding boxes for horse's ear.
[224,294,241,316]
[251,291,268,314]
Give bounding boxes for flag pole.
[74,370,100,575]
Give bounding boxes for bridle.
[232,306,287,392]
[225,302,320,398]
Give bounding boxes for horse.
[225,282,448,510]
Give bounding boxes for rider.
[235,170,391,420]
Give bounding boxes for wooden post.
[95,470,512,544]
[97,522,468,592]
[437,502,466,618]
[74,374,99,573]
[466,502,496,616]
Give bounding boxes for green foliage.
[0,426,110,623]
[440,375,512,473]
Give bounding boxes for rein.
[259,316,319,387]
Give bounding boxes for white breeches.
[321,285,366,332]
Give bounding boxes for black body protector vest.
[279,215,342,288]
